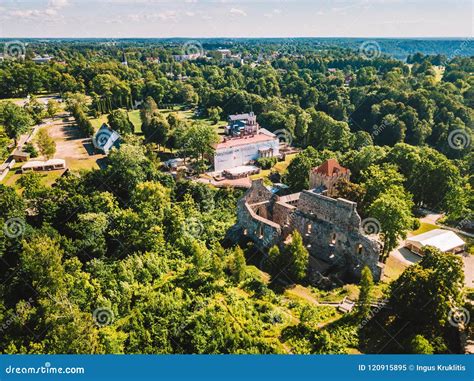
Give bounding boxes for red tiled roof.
[313,159,349,177]
[216,132,276,150]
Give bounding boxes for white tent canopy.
[406,229,465,253]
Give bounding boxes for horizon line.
[0,36,472,40]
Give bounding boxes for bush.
[256,157,278,170]
[23,142,38,158]
[412,219,421,230]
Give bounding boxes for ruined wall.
[235,180,383,282]
[286,210,382,281]
[297,191,361,233]
[235,179,281,250]
[272,201,296,226]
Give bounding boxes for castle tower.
[309,159,350,196]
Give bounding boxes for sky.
[0,0,472,38]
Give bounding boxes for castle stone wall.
[234,180,383,282]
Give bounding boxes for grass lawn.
[158,107,227,133]
[410,222,438,236]
[128,110,141,133]
[90,107,225,135]
[3,163,65,189]
[90,114,109,131]
[382,255,409,282]
[0,97,24,104]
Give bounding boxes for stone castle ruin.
[234,160,384,284]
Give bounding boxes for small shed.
[406,229,465,255]
[21,159,66,173]
[12,149,30,162]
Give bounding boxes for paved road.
[462,254,474,288]
[390,245,422,266]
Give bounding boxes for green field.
[250,153,298,183]
[410,222,438,236]
[90,107,226,135]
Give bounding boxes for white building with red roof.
[214,127,279,172]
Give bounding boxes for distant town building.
[145,57,160,64]
[173,53,201,62]
[32,55,53,64]
[309,159,351,196]
[406,229,465,255]
[121,52,128,67]
[217,49,232,56]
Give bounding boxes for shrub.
[256,157,278,170]
[23,142,38,158]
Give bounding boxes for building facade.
[214,129,279,172]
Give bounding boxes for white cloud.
[230,8,247,17]
[264,8,282,18]
[48,0,69,9]
[156,11,178,20]
[4,0,70,21]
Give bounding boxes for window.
[331,233,336,245]
[357,244,363,254]
[307,224,312,234]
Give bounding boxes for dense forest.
[0,39,472,354]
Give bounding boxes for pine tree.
[286,230,309,282]
[357,266,374,319]
[231,246,246,283]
